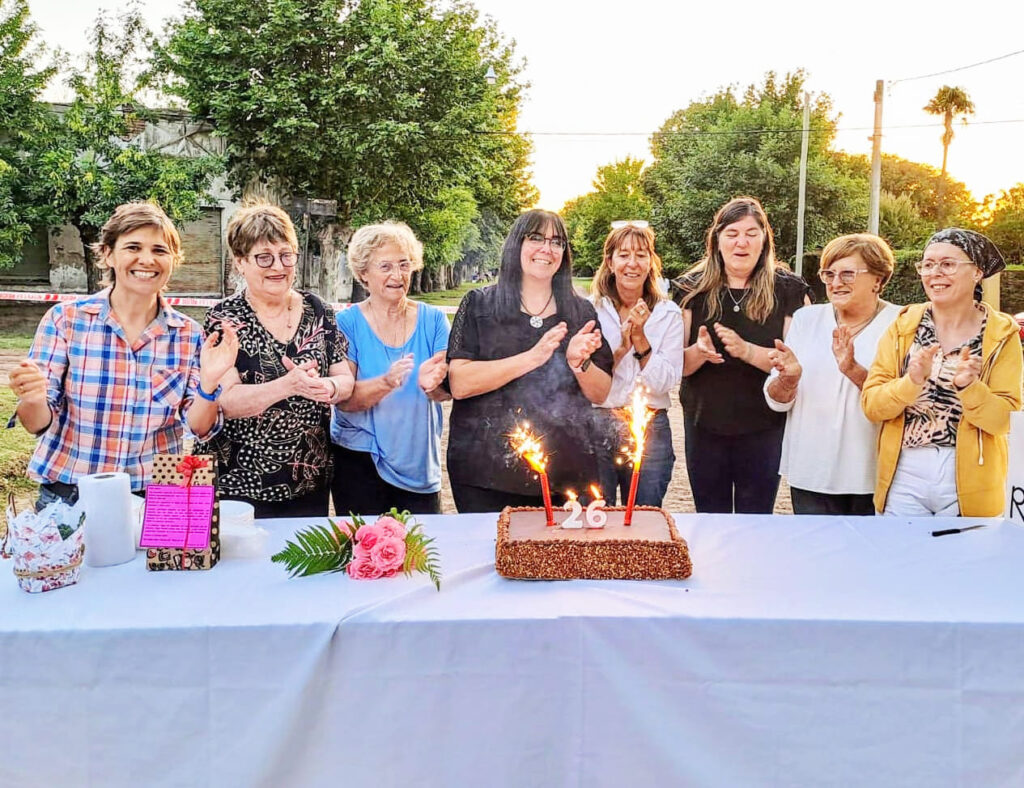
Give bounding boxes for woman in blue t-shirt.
[331,222,451,515]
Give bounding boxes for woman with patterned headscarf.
[862,228,1023,516]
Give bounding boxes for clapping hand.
[282,356,334,402]
[199,322,239,394]
[418,350,448,392]
[691,325,724,365]
[530,322,569,368]
[627,301,650,344]
[9,359,48,405]
[384,353,416,390]
[953,345,981,390]
[713,322,750,361]
[907,344,941,386]
[566,320,602,369]
[831,325,856,374]
[767,339,802,387]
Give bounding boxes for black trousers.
[789,487,875,516]
[683,415,784,514]
[451,483,551,514]
[331,444,441,516]
[236,486,330,520]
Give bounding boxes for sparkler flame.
[565,489,578,502]
[509,423,548,474]
[623,384,655,467]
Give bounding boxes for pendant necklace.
[726,287,747,313]
[521,292,554,329]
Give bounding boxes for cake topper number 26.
[562,490,607,529]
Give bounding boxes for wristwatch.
[633,347,652,361]
[196,383,222,402]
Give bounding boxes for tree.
[155,0,534,292]
[923,85,975,223]
[28,8,223,290]
[0,0,55,268]
[985,184,1024,264]
[878,191,933,250]
[643,71,865,271]
[562,157,651,275]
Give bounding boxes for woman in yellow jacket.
[862,229,1022,517]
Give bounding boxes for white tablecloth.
[2,513,1023,787]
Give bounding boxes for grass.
[0,334,41,521]
[0,333,35,351]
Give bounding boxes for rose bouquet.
[271,508,441,590]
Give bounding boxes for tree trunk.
[410,269,422,295]
[79,225,102,293]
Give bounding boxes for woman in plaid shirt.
[9,202,239,510]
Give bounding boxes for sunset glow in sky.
[34,0,1024,212]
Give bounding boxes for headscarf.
[926,228,1005,278]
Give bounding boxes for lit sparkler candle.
[509,423,555,526]
[585,484,607,528]
[561,490,583,528]
[622,385,655,526]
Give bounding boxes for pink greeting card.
[139,484,215,550]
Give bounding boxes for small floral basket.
[2,494,86,593]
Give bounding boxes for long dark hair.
[681,196,778,323]
[495,210,586,324]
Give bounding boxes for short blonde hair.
[820,233,895,287]
[226,202,298,260]
[347,221,424,283]
[92,202,183,285]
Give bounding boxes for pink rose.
[355,523,384,551]
[370,536,406,575]
[347,555,383,580]
[352,540,370,560]
[376,516,406,540]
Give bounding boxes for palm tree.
[923,86,975,223]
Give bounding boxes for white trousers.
[883,445,960,517]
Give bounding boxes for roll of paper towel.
[78,472,136,567]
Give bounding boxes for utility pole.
[868,79,884,234]
[795,91,810,276]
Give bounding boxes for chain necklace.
[521,292,554,329]
[369,299,412,350]
[834,300,884,338]
[246,290,295,338]
[726,287,748,313]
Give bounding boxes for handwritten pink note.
[140,484,215,549]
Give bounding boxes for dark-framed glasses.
[819,268,870,285]
[252,251,299,268]
[610,220,650,230]
[524,232,567,251]
[914,259,974,276]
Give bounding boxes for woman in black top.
[447,210,614,513]
[674,196,810,513]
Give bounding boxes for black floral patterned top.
[196,291,348,501]
[902,305,986,449]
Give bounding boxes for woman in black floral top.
[196,204,353,518]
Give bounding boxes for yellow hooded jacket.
[861,302,1023,516]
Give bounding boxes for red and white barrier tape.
[0,290,458,314]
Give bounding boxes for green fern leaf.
[271,519,354,578]
[403,524,442,590]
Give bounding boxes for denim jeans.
[596,409,675,507]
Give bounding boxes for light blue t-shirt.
[331,303,450,493]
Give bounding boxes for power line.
[890,48,1024,85]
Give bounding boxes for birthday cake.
[495,506,692,581]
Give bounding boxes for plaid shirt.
[18,289,222,490]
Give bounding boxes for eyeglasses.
[819,268,870,285]
[524,232,567,252]
[610,220,650,230]
[371,260,413,275]
[252,252,298,268]
[914,259,975,276]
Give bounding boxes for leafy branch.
[403,523,442,591]
[270,517,361,578]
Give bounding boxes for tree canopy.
[642,71,865,271]
[561,157,650,275]
[985,184,1024,265]
[155,0,534,283]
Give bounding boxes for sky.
[30,0,1024,212]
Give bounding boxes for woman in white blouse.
[764,234,900,514]
[591,221,683,506]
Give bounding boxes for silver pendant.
[733,304,740,312]
[530,315,543,328]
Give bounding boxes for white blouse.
[764,301,901,495]
[592,296,684,410]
